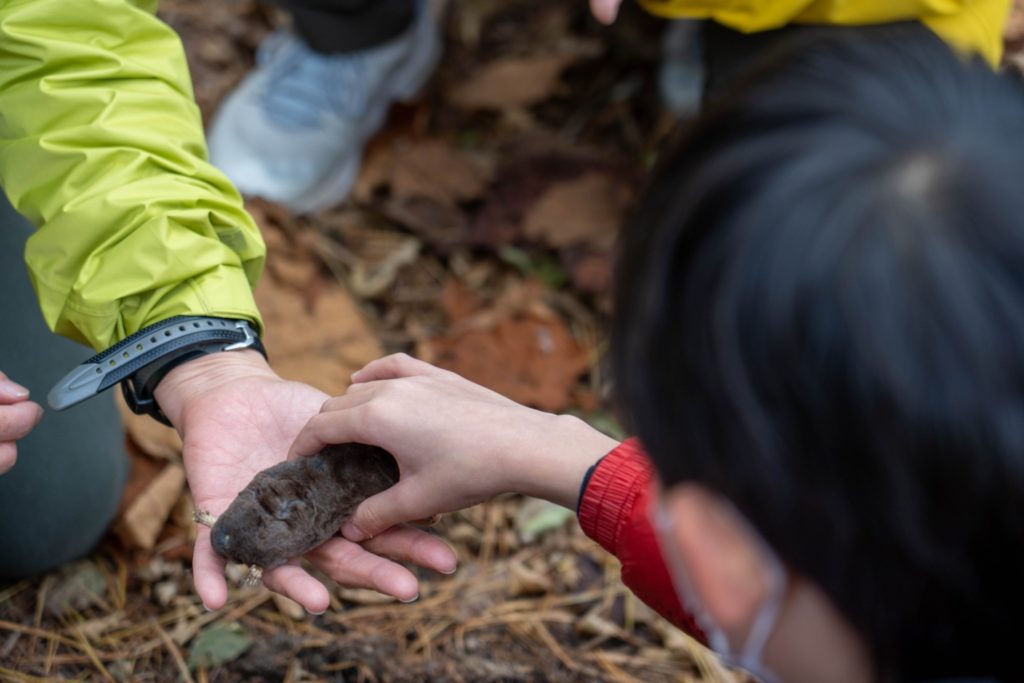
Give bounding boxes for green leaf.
[515,497,575,542]
[188,623,252,670]
[499,246,568,289]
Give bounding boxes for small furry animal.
[194,443,399,585]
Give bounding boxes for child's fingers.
[319,384,380,414]
[589,0,621,24]
[288,408,367,458]
[361,525,458,575]
[0,401,43,442]
[342,480,441,544]
[306,536,420,602]
[261,562,331,614]
[351,353,447,384]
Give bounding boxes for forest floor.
[2,1,1023,681]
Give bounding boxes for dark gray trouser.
[0,193,127,580]
[273,0,417,54]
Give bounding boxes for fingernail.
[203,603,213,612]
[399,593,419,604]
[307,608,326,616]
[342,522,366,542]
[0,380,29,400]
[441,566,458,576]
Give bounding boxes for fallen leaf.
[508,560,554,597]
[576,610,627,639]
[561,248,613,295]
[116,393,182,461]
[73,613,130,641]
[390,139,493,207]
[188,623,252,670]
[522,172,632,251]
[379,195,469,249]
[349,236,422,298]
[515,497,575,543]
[469,153,610,248]
[153,580,179,607]
[440,277,483,324]
[500,246,569,290]
[44,561,108,616]
[418,313,590,411]
[450,55,574,110]
[255,276,382,395]
[115,463,187,550]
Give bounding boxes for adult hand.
[155,350,457,613]
[289,354,619,544]
[590,0,624,24]
[0,371,43,475]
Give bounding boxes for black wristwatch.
[48,316,267,426]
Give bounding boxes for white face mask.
[650,500,788,683]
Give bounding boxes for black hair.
[613,26,1024,683]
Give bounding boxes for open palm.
[158,353,456,612]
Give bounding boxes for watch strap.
[48,317,266,421]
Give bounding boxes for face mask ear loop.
[738,537,786,664]
[651,494,788,683]
[723,501,788,673]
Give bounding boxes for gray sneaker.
[208,4,441,213]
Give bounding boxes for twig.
[153,621,195,683]
[73,630,115,683]
[529,619,579,672]
[0,580,31,606]
[0,666,55,683]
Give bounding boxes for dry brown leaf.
[441,277,484,324]
[469,153,611,248]
[256,276,382,396]
[116,392,183,461]
[562,248,614,295]
[418,313,590,412]
[115,463,187,550]
[523,172,632,251]
[349,236,422,298]
[508,561,554,597]
[391,139,493,206]
[450,54,575,110]
[380,195,469,249]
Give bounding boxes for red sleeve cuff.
[578,438,654,553]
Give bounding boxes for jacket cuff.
[578,438,654,554]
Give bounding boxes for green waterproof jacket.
[0,0,265,351]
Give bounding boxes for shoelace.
[258,32,371,130]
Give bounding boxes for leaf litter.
[17,0,1014,679]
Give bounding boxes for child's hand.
[590,0,623,24]
[289,354,619,543]
[0,371,43,475]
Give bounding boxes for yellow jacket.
[0,0,265,351]
[639,0,1010,65]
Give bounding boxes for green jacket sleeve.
[0,0,266,350]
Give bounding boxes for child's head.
[614,27,1022,683]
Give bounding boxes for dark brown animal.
[196,443,399,583]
